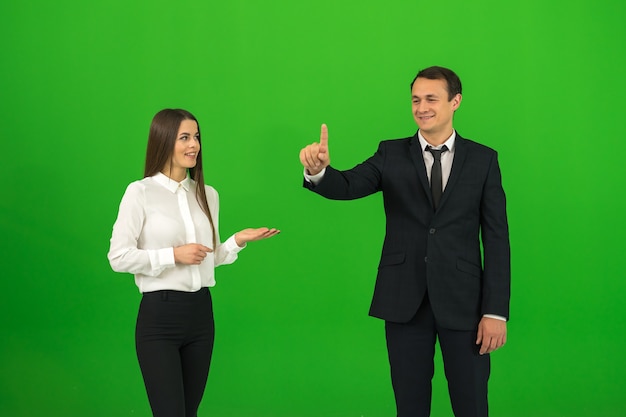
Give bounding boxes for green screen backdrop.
[1,0,625,416]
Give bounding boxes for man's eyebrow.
[412,93,440,98]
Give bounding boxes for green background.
[1,0,624,416]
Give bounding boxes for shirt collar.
[152,172,191,193]
[418,130,456,153]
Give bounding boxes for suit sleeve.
[303,142,385,200]
[479,151,511,319]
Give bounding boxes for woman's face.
[164,119,200,181]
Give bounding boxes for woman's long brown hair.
[143,109,216,248]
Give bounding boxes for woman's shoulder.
[120,177,152,197]
[127,177,151,189]
[189,178,218,196]
[204,183,217,194]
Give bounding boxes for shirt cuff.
[303,167,326,185]
[223,235,246,251]
[483,314,507,321]
[147,247,175,271]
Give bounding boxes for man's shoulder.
[378,135,415,149]
[456,133,498,155]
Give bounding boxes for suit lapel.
[438,135,467,210]
[409,133,433,205]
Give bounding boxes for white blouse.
[108,173,243,293]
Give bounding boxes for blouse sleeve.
[108,182,176,276]
[206,185,245,267]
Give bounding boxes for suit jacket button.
[424,256,428,262]
[429,228,436,234]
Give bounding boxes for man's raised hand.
[299,124,331,176]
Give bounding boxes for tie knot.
[427,145,448,160]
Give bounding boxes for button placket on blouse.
[177,184,202,290]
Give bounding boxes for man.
[299,66,510,417]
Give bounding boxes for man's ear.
[452,93,462,111]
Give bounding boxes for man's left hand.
[476,317,507,355]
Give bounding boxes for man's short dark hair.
[410,66,462,101]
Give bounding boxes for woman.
[108,108,279,417]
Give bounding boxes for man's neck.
[421,128,454,147]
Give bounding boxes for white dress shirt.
[108,173,243,293]
[418,130,456,190]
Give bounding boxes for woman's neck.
[161,168,186,183]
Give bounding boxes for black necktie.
[427,145,448,210]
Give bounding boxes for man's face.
[411,77,461,139]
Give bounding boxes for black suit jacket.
[304,132,510,331]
